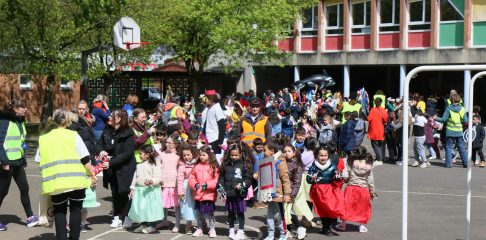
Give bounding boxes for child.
[472,115,485,167]
[281,109,295,138]
[354,111,366,148]
[187,129,204,149]
[336,146,376,233]
[189,146,220,238]
[316,115,336,147]
[251,138,265,208]
[424,115,439,160]
[282,144,311,240]
[157,134,182,232]
[300,137,319,222]
[412,110,429,168]
[218,143,253,240]
[306,146,345,237]
[177,144,198,234]
[261,140,291,240]
[128,145,164,234]
[339,112,357,154]
[292,127,307,153]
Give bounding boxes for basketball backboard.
[114,17,141,51]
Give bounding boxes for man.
[341,92,362,124]
[282,88,293,106]
[73,101,99,158]
[203,90,226,154]
[368,98,388,165]
[237,99,272,147]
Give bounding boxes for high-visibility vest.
[447,99,463,106]
[39,128,90,195]
[373,94,386,108]
[241,117,268,146]
[133,128,153,163]
[341,102,362,123]
[446,107,465,132]
[4,121,26,160]
[170,106,183,119]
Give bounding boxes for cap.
[205,90,217,96]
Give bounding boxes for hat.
[205,90,217,96]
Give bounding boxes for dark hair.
[7,98,26,112]
[111,109,130,131]
[167,119,182,136]
[198,145,219,177]
[207,94,219,104]
[473,114,481,120]
[313,146,330,159]
[253,138,264,147]
[282,144,303,168]
[347,146,373,166]
[139,144,158,165]
[221,142,254,177]
[325,140,337,154]
[374,97,382,105]
[265,140,280,153]
[350,111,359,120]
[188,130,199,140]
[179,143,197,161]
[295,127,306,136]
[132,108,145,118]
[304,137,319,152]
[272,133,290,146]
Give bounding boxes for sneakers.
[335,222,346,231]
[235,229,245,240]
[419,162,429,168]
[285,230,293,239]
[123,217,133,229]
[296,227,306,240]
[263,236,274,240]
[192,228,204,237]
[475,160,480,167]
[428,156,436,160]
[480,161,486,168]
[374,161,383,166]
[359,225,368,233]
[0,222,6,231]
[110,218,122,228]
[228,228,236,239]
[411,160,419,167]
[277,235,287,240]
[80,224,88,233]
[209,229,217,238]
[186,224,193,235]
[142,226,157,234]
[26,215,39,228]
[172,226,179,233]
[133,224,146,233]
[396,161,403,166]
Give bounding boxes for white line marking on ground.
[26,174,41,178]
[377,190,486,199]
[87,227,123,240]
[169,234,185,240]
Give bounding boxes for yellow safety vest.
[373,94,386,108]
[133,128,153,163]
[446,107,465,132]
[341,102,362,123]
[4,121,26,160]
[241,117,268,147]
[39,129,90,195]
[170,106,183,119]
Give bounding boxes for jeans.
[0,165,34,218]
[51,189,85,240]
[414,136,427,162]
[266,202,285,237]
[371,140,383,161]
[445,136,468,167]
[425,143,436,158]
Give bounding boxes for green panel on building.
[473,21,486,46]
[439,22,464,47]
[449,0,464,15]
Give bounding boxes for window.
[380,0,400,32]
[352,1,371,33]
[440,0,463,21]
[19,75,33,90]
[409,0,431,30]
[302,6,318,36]
[326,4,344,34]
[60,79,73,91]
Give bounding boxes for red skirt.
[342,185,372,224]
[309,183,345,219]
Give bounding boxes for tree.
[127,0,318,96]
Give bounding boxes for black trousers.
[109,174,131,218]
[0,165,34,218]
[51,189,85,240]
[228,211,245,230]
[473,147,485,161]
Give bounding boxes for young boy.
[472,115,485,167]
[251,138,265,208]
[292,127,307,153]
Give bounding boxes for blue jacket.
[339,119,357,151]
[281,116,294,137]
[92,107,111,131]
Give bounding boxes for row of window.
[19,75,73,91]
[300,0,464,36]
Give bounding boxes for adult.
[202,90,226,154]
[36,109,96,240]
[92,94,111,140]
[367,98,388,165]
[373,90,386,108]
[237,99,272,147]
[98,109,136,227]
[131,108,156,163]
[0,99,39,231]
[164,96,185,124]
[435,93,468,168]
[282,88,293,106]
[122,94,139,118]
[341,92,362,124]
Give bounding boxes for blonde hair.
[93,94,108,103]
[126,94,139,105]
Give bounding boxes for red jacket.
[367,106,388,141]
[188,161,219,202]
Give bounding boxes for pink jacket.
[177,159,197,195]
[159,150,180,188]
[188,162,219,202]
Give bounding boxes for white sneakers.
[296,227,306,240]
[235,230,245,240]
[110,218,122,228]
[411,160,419,167]
[122,217,133,229]
[396,161,403,166]
[229,228,236,239]
[359,225,368,233]
[374,161,383,166]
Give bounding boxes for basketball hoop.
[114,17,144,51]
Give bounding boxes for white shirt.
[35,134,90,163]
[204,103,226,143]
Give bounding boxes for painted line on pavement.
[377,190,486,199]
[27,174,41,178]
[169,234,185,240]
[87,227,123,240]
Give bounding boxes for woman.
[131,108,155,164]
[36,109,96,240]
[98,109,136,228]
[0,99,39,231]
[92,94,111,140]
[122,94,139,118]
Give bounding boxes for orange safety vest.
[241,117,268,146]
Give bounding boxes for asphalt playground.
[1,138,486,240]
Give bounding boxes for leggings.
[0,165,34,218]
[112,191,130,218]
[51,189,85,240]
[163,206,181,227]
[228,211,245,230]
[288,214,301,231]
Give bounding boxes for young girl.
[177,144,198,234]
[128,145,164,234]
[188,146,220,238]
[306,146,345,237]
[157,134,182,232]
[316,114,336,147]
[412,110,429,168]
[337,146,376,233]
[282,144,313,240]
[218,143,253,240]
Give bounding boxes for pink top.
[188,162,219,201]
[177,159,197,195]
[159,149,180,188]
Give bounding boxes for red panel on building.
[379,33,400,49]
[301,37,318,51]
[408,31,431,48]
[325,36,343,51]
[278,38,294,52]
[351,34,371,49]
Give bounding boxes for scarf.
[93,102,107,113]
